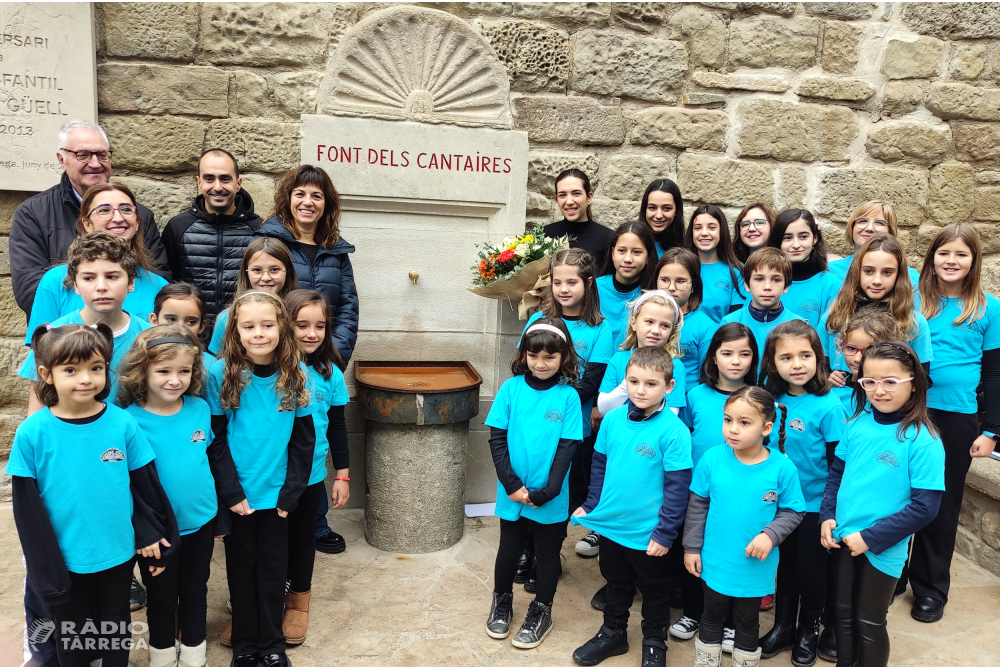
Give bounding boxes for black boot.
[640,622,668,667]
[572,624,629,666]
[816,609,837,663]
[791,607,822,667]
[759,594,797,658]
[514,547,534,584]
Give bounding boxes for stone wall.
[2,2,1000,499]
[957,459,1000,578]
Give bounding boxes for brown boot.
[283,589,311,645]
[220,619,232,648]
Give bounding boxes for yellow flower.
[521,234,534,244]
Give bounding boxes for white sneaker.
[669,615,700,640]
[575,531,601,557]
[722,627,735,654]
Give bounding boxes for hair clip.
[147,336,196,349]
[525,323,567,342]
[630,290,681,324]
[44,324,53,332]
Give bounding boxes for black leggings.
[287,481,324,593]
[495,517,562,605]
[832,548,897,667]
[775,512,827,611]
[139,520,215,649]
[700,583,760,652]
[52,557,135,667]
[569,433,597,511]
[668,528,705,620]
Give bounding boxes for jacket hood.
[259,217,355,253]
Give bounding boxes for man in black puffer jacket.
[161,148,263,332]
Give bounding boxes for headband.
[147,336,196,349]
[237,290,280,301]
[525,323,567,342]
[631,290,681,323]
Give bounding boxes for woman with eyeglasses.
[732,203,776,264]
[257,166,359,363]
[24,182,169,340]
[828,202,920,287]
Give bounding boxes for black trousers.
[139,520,215,649]
[287,482,324,593]
[600,537,670,637]
[495,517,562,605]
[776,512,827,611]
[52,557,134,667]
[226,509,288,656]
[909,409,977,604]
[832,548,897,667]
[700,582,760,652]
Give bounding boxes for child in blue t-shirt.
[7,323,177,667]
[831,312,904,423]
[596,221,658,345]
[759,320,846,661]
[20,232,152,415]
[150,282,215,372]
[907,224,1000,621]
[820,342,944,666]
[570,347,692,667]
[283,289,351,643]
[684,205,745,322]
[720,247,804,375]
[207,290,316,666]
[652,248,715,393]
[767,209,840,330]
[484,318,583,650]
[684,387,805,667]
[116,324,232,667]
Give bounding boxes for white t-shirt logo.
[100,448,125,462]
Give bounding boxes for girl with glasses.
[828,202,920,287]
[732,203,776,264]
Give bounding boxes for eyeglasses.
[248,267,286,279]
[89,204,137,219]
[854,217,888,231]
[61,148,112,163]
[836,343,870,357]
[739,219,768,230]
[858,377,913,392]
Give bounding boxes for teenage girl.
[768,209,840,329]
[758,320,845,665]
[8,324,178,667]
[151,282,214,370]
[669,324,759,644]
[820,342,944,667]
[485,318,582,649]
[208,290,316,667]
[26,183,168,339]
[827,201,920,286]
[733,203,776,264]
[684,205,745,323]
[652,248,715,393]
[684,387,805,667]
[283,289,350,642]
[906,224,1000,622]
[209,238,301,355]
[116,325,230,667]
[544,169,613,267]
[596,221,658,345]
[822,234,933,384]
[639,179,685,257]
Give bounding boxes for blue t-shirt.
[829,255,920,287]
[600,348,687,410]
[19,311,152,401]
[719,303,805,375]
[784,270,840,330]
[208,310,229,356]
[484,375,583,524]
[596,275,641,348]
[819,309,934,373]
[573,404,692,550]
[923,295,1000,414]
[700,262,745,323]
[681,383,731,466]
[833,410,945,577]
[6,405,155,573]
[24,266,168,345]
[305,364,350,485]
[832,384,858,422]
[692,445,805,597]
[206,360,318,510]
[125,396,217,535]
[778,392,846,512]
[522,311,615,437]
[678,309,714,392]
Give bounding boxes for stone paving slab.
[0,506,997,666]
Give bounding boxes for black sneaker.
[259,653,290,667]
[231,654,261,667]
[668,615,699,640]
[591,584,607,611]
[486,591,514,639]
[575,531,601,557]
[315,531,346,554]
[512,599,553,649]
[129,576,146,611]
[514,549,534,584]
[573,624,629,665]
[640,638,667,667]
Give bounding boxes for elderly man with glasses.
[10,118,170,319]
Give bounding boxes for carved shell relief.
[317,7,512,128]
